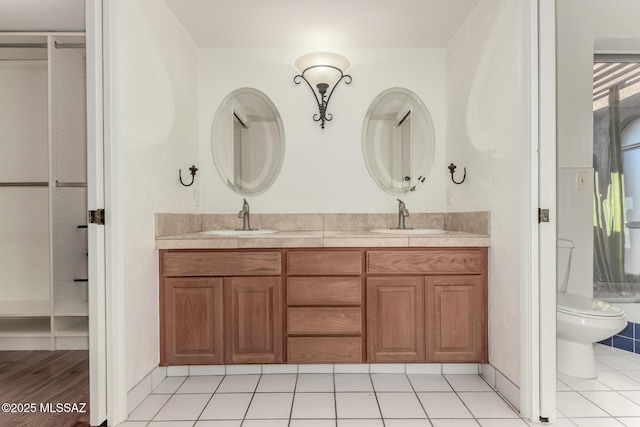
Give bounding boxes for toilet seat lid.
[557,293,625,318]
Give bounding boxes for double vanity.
[156,211,490,368]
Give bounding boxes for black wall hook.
[448,163,466,185]
[179,165,198,187]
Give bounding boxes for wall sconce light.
[294,52,352,129]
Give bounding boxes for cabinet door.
[224,277,283,364]
[366,277,425,362]
[426,275,486,362]
[161,278,224,365]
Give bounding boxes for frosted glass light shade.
[295,52,350,88]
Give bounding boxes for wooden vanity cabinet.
[366,248,488,364]
[160,250,283,366]
[286,250,365,363]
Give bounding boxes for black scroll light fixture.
[448,163,466,185]
[179,165,198,187]
[294,52,352,129]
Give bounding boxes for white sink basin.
[369,228,445,235]
[200,229,277,236]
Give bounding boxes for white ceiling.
[0,0,84,32]
[163,0,479,48]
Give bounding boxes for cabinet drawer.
[287,251,362,276]
[288,307,361,335]
[287,277,361,305]
[367,250,483,274]
[163,252,281,277]
[288,337,362,363]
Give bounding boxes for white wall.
[556,0,640,297]
[111,0,199,391]
[198,48,447,214]
[446,0,528,385]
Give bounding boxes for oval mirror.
[211,88,285,195]
[362,88,435,194]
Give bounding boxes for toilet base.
[557,338,598,379]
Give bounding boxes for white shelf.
[0,300,50,317]
[0,318,51,336]
[55,301,88,316]
[55,317,88,336]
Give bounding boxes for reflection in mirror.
[362,88,435,194]
[211,88,285,195]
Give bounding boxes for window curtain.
[594,85,627,290]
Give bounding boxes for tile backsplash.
[156,211,491,237]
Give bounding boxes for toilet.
[556,238,627,378]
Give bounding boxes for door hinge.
[538,208,550,223]
[89,209,105,225]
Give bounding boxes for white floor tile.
[617,417,640,426]
[335,364,369,374]
[371,373,413,391]
[291,392,336,419]
[557,378,573,391]
[409,374,453,392]
[556,373,612,391]
[622,391,640,405]
[556,391,609,418]
[216,375,260,393]
[599,361,617,371]
[595,344,618,354]
[430,420,480,427]
[176,376,224,394]
[571,418,625,426]
[370,363,405,374]
[377,393,427,419]
[622,372,640,383]
[598,371,640,391]
[298,364,333,373]
[477,420,529,427]
[444,374,492,391]
[406,364,442,374]
[245,392,293,419]
[580,391,640,417]
[296,373,334,392]
[337,420,384,427]
[334,374,374,392]
[442,364,479,374]
[262,364,298,374]
[153,377,187,394]
[256,374,297,392]
[199,393,252,420]
[335,392,381,418]
[241,420,289,427]
[289,420,336,427]
[598,356,640,371]
[147,422,195,427]
[384,420,433,427]
[526,419,576,426]
[417,392,472,419]
[116,422,148,427]
[457,392,519,418]
[194,422,241,427]
[154,394,212,421]
[190,366,225,376]
[128,394,172,421]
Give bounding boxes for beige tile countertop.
[155,229,490,250]
[155,211,491,249]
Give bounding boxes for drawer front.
[367,250,483,274]
[163,252,281,277]
[287,251,362,276]
[288,336,362,363]
[287,277,362,305]
[288,307,362,335]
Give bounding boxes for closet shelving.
[0,33,87,351]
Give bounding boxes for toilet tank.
[557,238,575,293]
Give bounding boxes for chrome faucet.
[396,199,411,230]
[237,199,254,231]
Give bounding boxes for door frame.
[521,0,557,423]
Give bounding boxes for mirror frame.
[361,87,435,195]
[211,87,285,196]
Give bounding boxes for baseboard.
[126,365,167,415]
[481,363,520,412]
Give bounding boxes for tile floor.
[118,344,640,427]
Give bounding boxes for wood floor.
[0,350,89,427]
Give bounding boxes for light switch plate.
[576,171,589,191]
